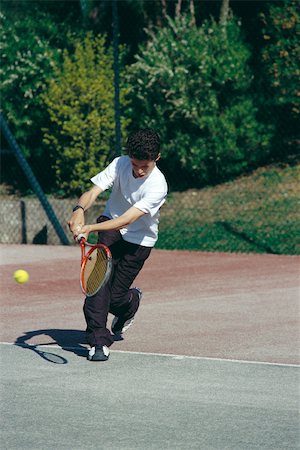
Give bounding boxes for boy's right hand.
[67,210,85,237]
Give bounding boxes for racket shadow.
[14,342,68,364]
[14,329,88,363]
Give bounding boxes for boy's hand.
[74,225,91,242]
[67,210,85,237]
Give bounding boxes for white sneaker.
[112,287,142,335]
[87,345,110,361]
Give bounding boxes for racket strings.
[84,247,108,296]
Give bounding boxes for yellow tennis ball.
[14,269,29,284]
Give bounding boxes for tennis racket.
[78,235,112,297]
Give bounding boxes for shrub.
[0,6,81,193]
[0,10,62,158]
[259,1,300,158]
[126,15,272,189]
[42,33,130,196]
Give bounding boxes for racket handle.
[76,233,86,243]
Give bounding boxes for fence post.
[112,0,121,158]
[0,114,70,245]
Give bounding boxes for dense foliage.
[259,1,300,158]
[0,9,63,158]
[42,33,130,196]
[127,15,272,189]
[0,3,82,191]
[1,0,298,196]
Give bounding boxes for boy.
[68,129,168,361]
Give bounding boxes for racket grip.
[76,233,86,243]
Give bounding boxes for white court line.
[1,341,299,368]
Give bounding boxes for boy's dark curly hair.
[126,128,161,161]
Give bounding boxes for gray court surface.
[1,343,299,450]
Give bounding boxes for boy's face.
[130,155,160,178]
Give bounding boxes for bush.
[0,5,81,193]
[0,9,62,158]
[259,1,300,159]
[42,33,130,197]
[126,15,272,189]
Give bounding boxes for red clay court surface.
[1,244,299,365]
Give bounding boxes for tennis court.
[1,244,299,449]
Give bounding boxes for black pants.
[83,216,152,347]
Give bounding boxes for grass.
[157,163,300,255]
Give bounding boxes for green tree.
[260,1,300,158]
[0,3,82,192]
[0,9,63,158]
[127,15,272,189]
[42,33,130,197]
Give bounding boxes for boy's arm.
[68,185,103,235]
[76,206,145,237]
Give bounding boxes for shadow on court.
[14,328,124,363]
[14,329,87,365]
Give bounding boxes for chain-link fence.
[158,164,299,255]
[1,160,299,254]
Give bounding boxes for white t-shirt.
[91,156,168,247]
